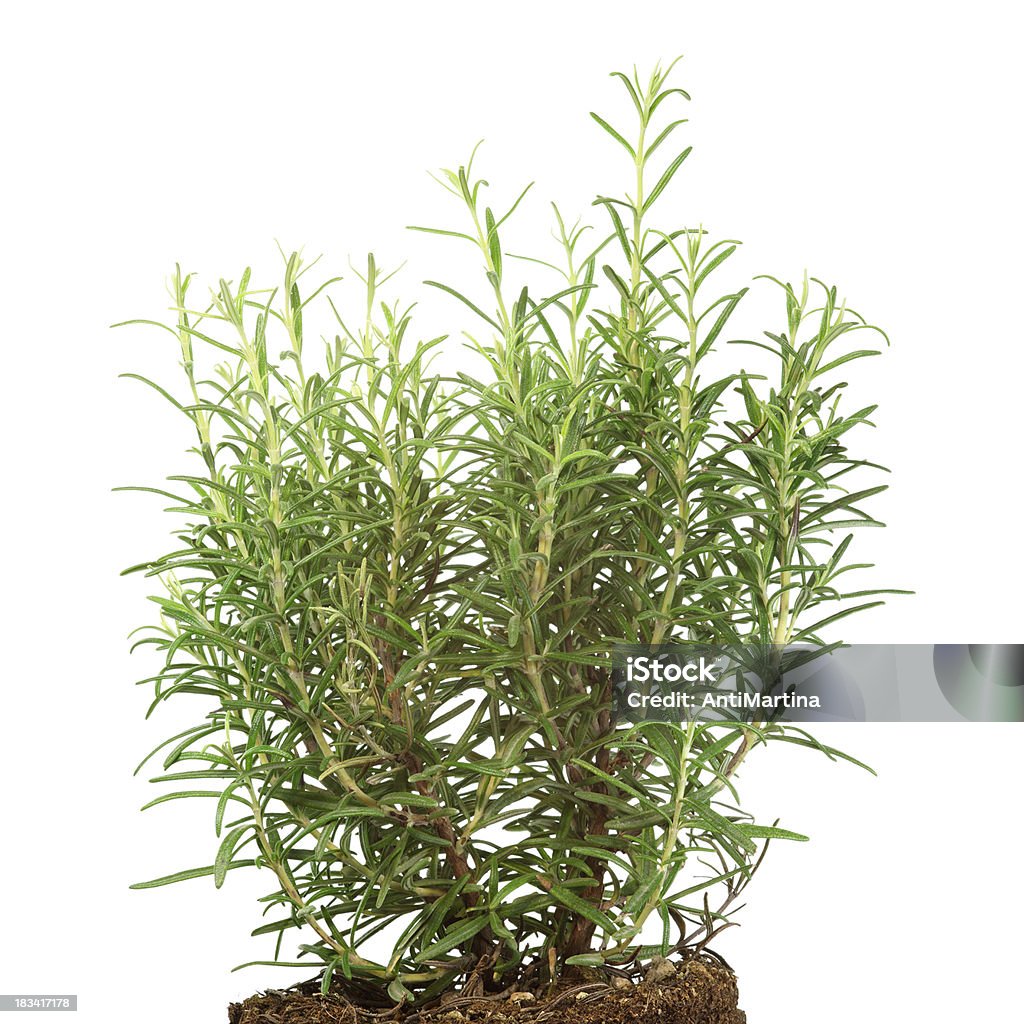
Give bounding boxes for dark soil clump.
[229,955,745,1024]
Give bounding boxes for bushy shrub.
[122,61,890,1002]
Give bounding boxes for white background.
[1,2,1022,1021]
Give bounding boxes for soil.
[228,954,745,1024]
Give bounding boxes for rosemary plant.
[121,61,892,1003]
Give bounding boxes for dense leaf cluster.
[121,62,892,1002]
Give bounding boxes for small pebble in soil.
[644,956,678,984]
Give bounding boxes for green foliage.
[120,62,893,1001]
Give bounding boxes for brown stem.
[563,676,614,960]
[402,751,494,960]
